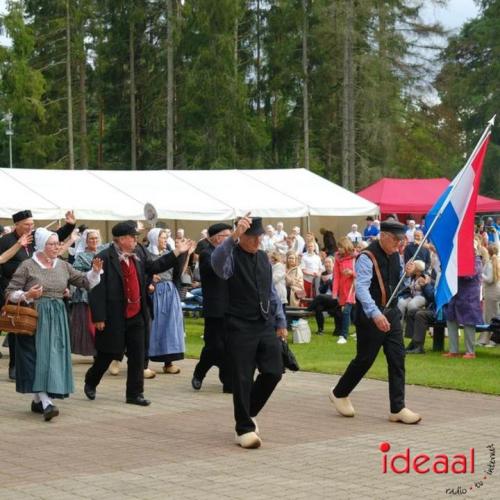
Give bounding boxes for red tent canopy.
[357,178,500,215]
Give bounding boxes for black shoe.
[31,401,43,414]
[84,383,96,400]
[126,395,151,406]
[406,346,425,354]
[8,366,15,381]
[316,330,324,336]
[191,376,202,391]
[43,404,59,421]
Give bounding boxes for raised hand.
[233,212,252,240]
[92,258,103,273]
[65,210,76,225]
[175,238,195,255]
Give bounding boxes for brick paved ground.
[0,349,498,500]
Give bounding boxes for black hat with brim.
[380,220,406,239]
[245,217,265,236]
[112,221,140,237]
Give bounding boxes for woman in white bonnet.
[145,228,189,375]
[70,229,106,356]
[6,228,102,422]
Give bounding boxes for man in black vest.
[0,209,76,380]
[329,220,421,424]
[192,222,233,392]
[212,214,287,449]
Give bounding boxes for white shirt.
[274,230,287,243]
[260,234,277,252]
[294,234,305,253]
[405,228,415,243]
[300,252,323,283]
[347,231,363,244]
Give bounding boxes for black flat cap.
[12,210,33,223]
[366,216,374,221]
[112,221,140,237]
[380,220,406,238]
[245,217,265,236]
[208,223,232,237]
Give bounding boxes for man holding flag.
[329,220,421,425]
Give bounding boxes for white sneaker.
[328,387,355,417]
[235,431,262,449]
[108,360,121,376]
[337,337,347,344]
[485,341,497,348]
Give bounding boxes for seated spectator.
[307,257,342,335]
[477,244,500,346]
[405,272,442,354]
[397,260,428,319]
[404,230,431,270]
[285,251,305,307]
[346,224,363,245]
[300,241,323,298]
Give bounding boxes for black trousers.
[333,308,405,413]
[85,314,145,398]
[307,295,342,333]
[193,317,232,390]
[225,315,283,435]
[405,309,435,345]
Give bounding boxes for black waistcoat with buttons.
[358,240,401,315]
[227,246,272,322]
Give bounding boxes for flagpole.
[384,115,495,310]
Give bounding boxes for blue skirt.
[15,298,74,398]
[148,281,185,359]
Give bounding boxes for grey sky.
[421,0,480,30]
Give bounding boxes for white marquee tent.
[0,168,378,222]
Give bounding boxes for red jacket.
[333,252,356,305]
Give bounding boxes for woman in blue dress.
[146,228,189,374]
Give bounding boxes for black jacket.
[89,244,179,354]
[199,244,228,318]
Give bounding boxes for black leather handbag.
[281,339,299,372]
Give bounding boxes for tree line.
[0,0,498,196]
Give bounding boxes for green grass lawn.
[184,316,500,396]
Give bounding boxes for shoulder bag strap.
[361,250,387,307]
